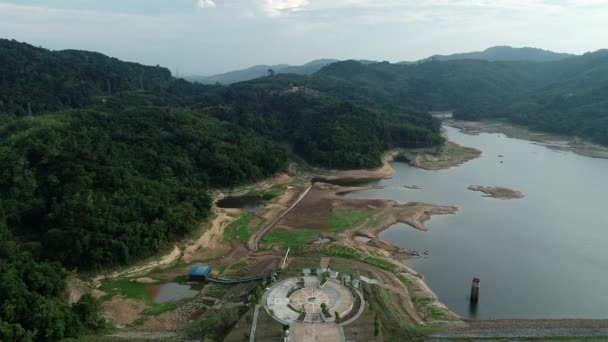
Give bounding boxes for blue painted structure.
[189,265,212,281]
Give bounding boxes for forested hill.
[312,51,608,145]
[417,46,575,62]
[185,58,339,84]
[0,39,441,340]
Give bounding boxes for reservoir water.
[347,125,608,319]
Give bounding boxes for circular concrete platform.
[264,276,356,324]
[290,287,337,314]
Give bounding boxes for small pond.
[217,194,276,212]
[152,283,199,304]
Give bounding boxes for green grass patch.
[397,274,421,292]
[397,274,446,321]
[143,297,195,317]
[224,261,251,278]
[182,318,217,337]
[328,210,372,233]
[99,278,150,301]
[264,228,318,248]
[171,275,188,283]
[252,218,266,235]
[363,257,397,272]
[204,283,227,299]
[215,265,227,275]
[224,212,253,243]
[201,299,216,306]
[264,188,283,197]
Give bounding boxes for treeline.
[0,108,286,268]
[310,53,608,145]
[0,108,286,340]
[0,39,444,340]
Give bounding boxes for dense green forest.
[1,37,606,340]
[309,52,608,145]
[0,39,441,340]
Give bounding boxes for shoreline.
[468,185,525,199]
[445,119,608,159]
[311,138,482,184]
[300,138,482,322]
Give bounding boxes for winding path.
[252,184,313,252]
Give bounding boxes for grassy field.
[263,211,373,248]
[264,228,319,248]
[224,212,253,243]
[99,278,150,301]
[397,274,447,322]
[224,211,267,245]
[328,210,372,233]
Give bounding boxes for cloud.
[263,0,309,17]
[198,0,216,8]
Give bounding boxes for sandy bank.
[468,185,524,199]
[310,139,481,185]
[399,141,481,171]
[446,119,608,159]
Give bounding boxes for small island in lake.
[468,185,524,199]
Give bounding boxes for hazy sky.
[1,0,607,74]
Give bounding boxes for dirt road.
[252,184,313,252]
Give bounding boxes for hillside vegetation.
[2,37,606,340]
[0,39,440,340]
[310,52,608,145]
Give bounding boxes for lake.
[347,125,608,319]
[217,194,276,212]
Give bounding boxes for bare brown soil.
[102,296,148,326]
[446,119,608,159]
[400,141,481,170]
[278,182,457,234]
[468,185,524,199]
[65,276,89,304]
[182,208,236,263]
[310,150,402,183]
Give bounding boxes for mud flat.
[310,151,400,183]
[403,185,421,190]
[311,140,481,187]
[446,119,608,159]
[276,182,458,235]
[399,141,482,170]
[468,185,524,199]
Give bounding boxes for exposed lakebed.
[347,125,608,319]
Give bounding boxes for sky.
[1,0,607,75]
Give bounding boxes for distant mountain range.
[186,59,340,84]
[412,46,575,63]
[186,59,382,85]
[193,46,578,85]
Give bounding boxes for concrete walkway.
[252,184,312,251]
[249,305,260,342]
[291,322,341,342]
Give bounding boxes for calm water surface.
[153,283,198,304]
[347,125,608,319]
[217,194,274,212]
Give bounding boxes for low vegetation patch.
[264,229,318,248]
[328,210,373,233]
[99,278,150,301]
[363,257,398,272]
[224,212,254,243]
